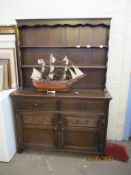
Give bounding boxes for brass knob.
[34,103,38,107]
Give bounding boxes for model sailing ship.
[30,54,85,92]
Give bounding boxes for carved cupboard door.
[61,114,106,154]
[18,111,57,149]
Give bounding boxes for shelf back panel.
[21,48,108,67]
[22,68,106,89]
[19,26,109,46]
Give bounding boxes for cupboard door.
[20,112,56,148]
[62,114,105,153]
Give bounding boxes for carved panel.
[61,100,105,113]
[22,115,53,125]
[65,116,100,128]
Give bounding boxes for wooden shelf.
[20,45,108,49]
[20,65,107,69]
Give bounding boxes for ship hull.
[32,80,72,91]
[32,74,86,92]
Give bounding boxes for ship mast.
[61,56,69,80]
[47,54,56,80]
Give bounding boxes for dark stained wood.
[16,18,111,27]
[16,19,110,89]
[11,19,112,155]
[19,68,107,89]
[11,88,111,99]
[11,88,111,154]
[20,48,108,66]
[63,130,99,148]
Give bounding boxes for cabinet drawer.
[61,99,106,114]
[16,98,57,111]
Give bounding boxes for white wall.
[0,0,131,140]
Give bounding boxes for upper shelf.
[20,65,107,69]
[19,45,108,49]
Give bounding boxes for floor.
[0,141,131,175]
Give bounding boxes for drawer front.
[61,99,106,114]
[16,98,57,111]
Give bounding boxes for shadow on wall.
[124,74,131,140]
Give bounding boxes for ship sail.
[41,60,46,73]
[30,68,42,80]
[48,73,54,79]
[68,68,78,79]
[62,73,66,80]
[72,65,84,76]
[68,63,84,79]
[50,65,54,72]
[30,53,86,92]
[50,54,56,63]
[41,66,45,73]
[63,56,69,65]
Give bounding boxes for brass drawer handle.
[34,103,38,107]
